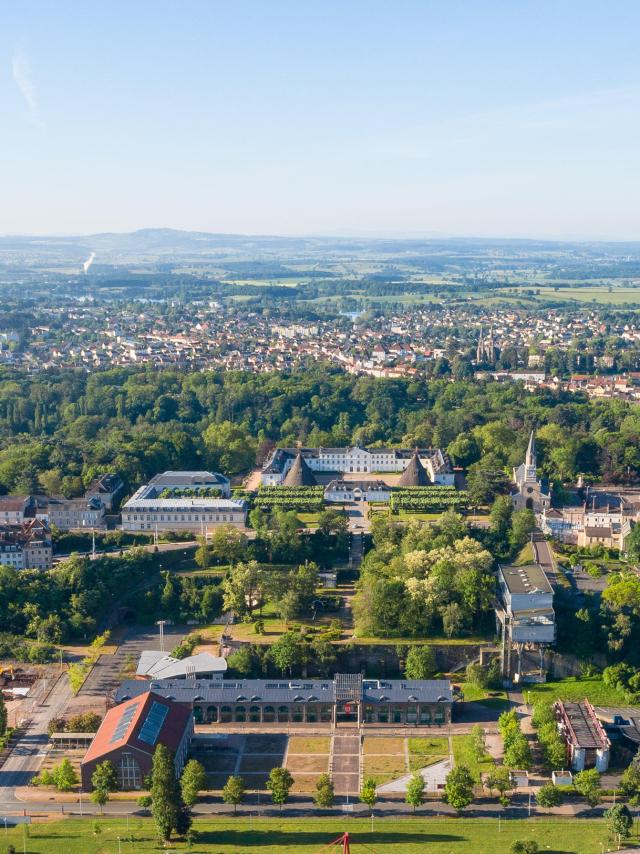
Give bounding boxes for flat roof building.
[121,471,244,535]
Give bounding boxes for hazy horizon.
[4,1,640,240]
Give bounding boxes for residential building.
[261,446,453,485]
[0,496,32,525]
[84,473,125,511]
[554,700,610,772]
[116,674,454,727]
[0,520,53,570]
[81,691,193,790]
[45,496,106,530]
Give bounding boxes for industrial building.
[496,561,555,681]
[554,699,611,772]
[115,674,454,727]
[81,691,193,790]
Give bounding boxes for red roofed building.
[80,691,193,790]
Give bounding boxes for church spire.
[525,430,536,470]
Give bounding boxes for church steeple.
[523,430,538,482]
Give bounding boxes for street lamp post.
[155,620,167,652]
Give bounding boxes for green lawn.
[452,734,495,783]
[513,543,534,566]
[2,817,626,852]
[296,512,323,527]
[525,676,629,707]
[457,682,509,709]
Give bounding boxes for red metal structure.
[316,832,379,853]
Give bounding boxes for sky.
[2,1,640,239]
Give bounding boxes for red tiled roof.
[82,691,191,765]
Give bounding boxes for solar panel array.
[109,702,140,744]
[138,701,169,746]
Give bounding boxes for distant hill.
[2,228,640,265]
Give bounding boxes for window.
[206,706,218,723]
[220,705,233,723]
[249,706,261,723]
[117,753,142,790]
[263,705,275,722]
[277,705,289,723]
[234,705,246,722]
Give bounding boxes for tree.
[0,693,7,737]
[53,758,79,792]
[510,509,536,548]
[194,539,210,570]
[222,775,246,814]
[360,777,377,813]
[90,760,118,813]
[503,733,532,770]
[151,744,180,841]
[404,645,437,680]
[222,561,262,617]
[90,787,109,813]
[510,842,539,854]
[266,767,294,810]
[269,630,308,676]
[313,773,335,808]
[536,782,563,810]
[180,759,206,808]
[621,759,640,801]
[485,766,511,798]
[605,803,633,840]
[442,765,474,812]
[490,495,513,533]
[470,724,487,763]
[440,602,465,638]
[574,768,601,807]
[405,772,425,812]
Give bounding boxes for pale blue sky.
[2,1,640,239]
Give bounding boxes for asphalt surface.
[0,673,74,805]
[79,625,187,699]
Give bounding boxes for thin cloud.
[12,48,44,129]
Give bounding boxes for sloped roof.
[81,691,191,766]
[398,450,431,486]
[136,650,227,679]
[283,452,317,486]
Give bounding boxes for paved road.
[80,625,187,699]
[0,674,74,804]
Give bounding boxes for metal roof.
[115,676,454,706]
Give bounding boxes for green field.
[526,676,629,706]
[2,817,628,852]
[451,734,495,783]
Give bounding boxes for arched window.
[277,705,289,722]
[193,706,203,724]
[249,706,261,723]
[117,752,142,790]
[263,705,275,722]
[234,705,246,722]
[206,705,218,723]
[220,705,233,723]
